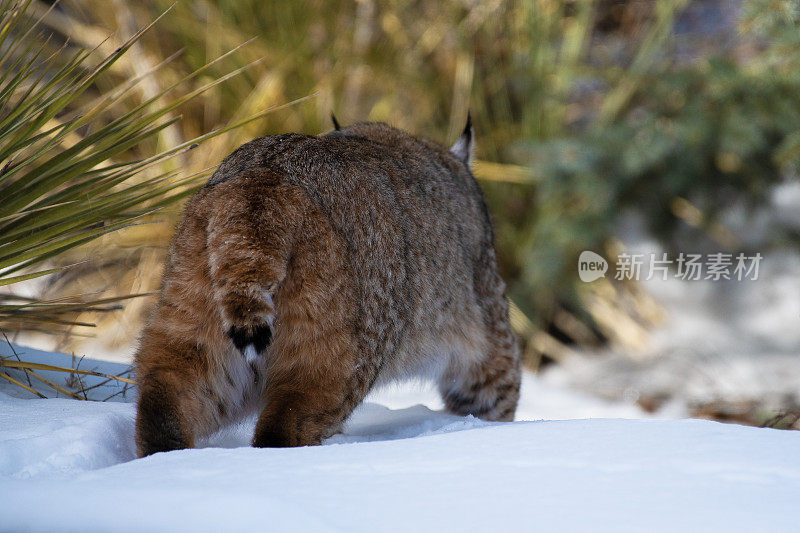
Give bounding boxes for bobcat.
[134,116,521,457]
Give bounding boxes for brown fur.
[134,122,521,457]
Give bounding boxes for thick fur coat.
[135,120,521,456]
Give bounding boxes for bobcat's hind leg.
[135,332,224,457]
[253,323,371,447]
[136,369,190,456]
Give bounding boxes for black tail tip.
[331,113,341,131]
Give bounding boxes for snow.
[550,203,800,414]
[0,396,135,479]
[2,343,799,531]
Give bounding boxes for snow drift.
[1,343,798,532]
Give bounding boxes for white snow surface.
[2,343,799,532]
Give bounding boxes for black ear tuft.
[331,113,341,131]
[450,111,475,166]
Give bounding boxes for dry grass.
[0,334,135,400]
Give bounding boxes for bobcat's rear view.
[135,118,521,456]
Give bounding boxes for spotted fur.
[134,121,521,457]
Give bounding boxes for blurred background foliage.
[0,0,301,344]
[2,0,800,384]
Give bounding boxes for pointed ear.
[450,112,474,166]
[331,113,341,131]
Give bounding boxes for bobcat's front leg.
[439,251,522,422]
